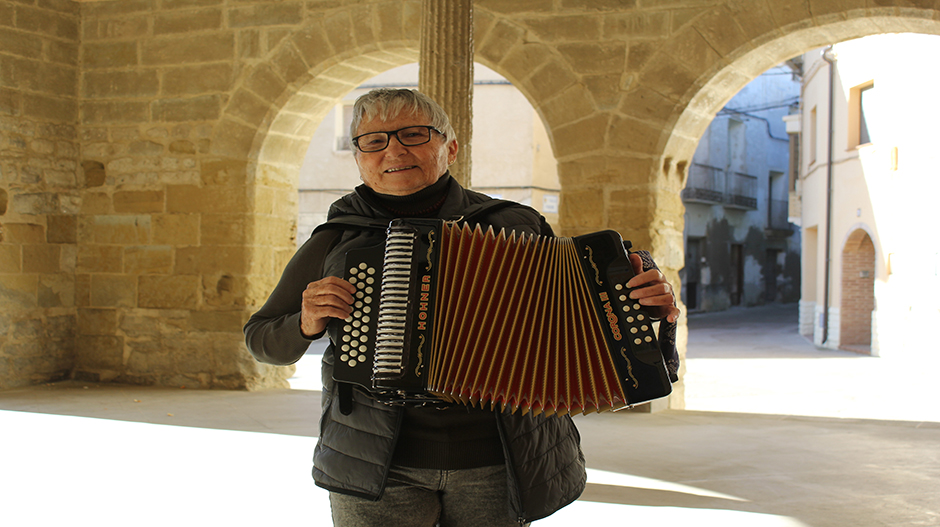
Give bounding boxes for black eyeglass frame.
[351,125,445,153]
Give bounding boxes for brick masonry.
[1,0,936,390]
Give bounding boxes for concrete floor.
[2,304,939,526]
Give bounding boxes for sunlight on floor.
[2,409,809,527]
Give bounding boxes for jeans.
[329,464,527,527]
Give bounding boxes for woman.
[244,88,679,526]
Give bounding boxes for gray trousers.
[329,464,527,527]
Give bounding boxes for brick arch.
[840,229,876,353]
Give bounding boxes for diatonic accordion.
[331,218,673,416]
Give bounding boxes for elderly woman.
[244,88,679,526]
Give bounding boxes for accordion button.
[615,284,623,290]
[634,338,642,345]
[366,277,375,284]
[622,305,630,312]
[365,287,374,294]
[342,335,351,342]
[340,354,349,362]
[367,267,376,275]
[358,355,367,362]
[344,324,352,332]
[626,316,634,323]
[359,263,368,270]
[645,336,653,342]
[634,303,642,310]
[637,314,645,321]
[631,327,638,334]
[641,325,649,331]
[356,292,364,299]
[348,359,357,367]
[344,316,353,323]
[348,267,357,275]
[350,350,358,357]
[362,316,371,323]
[341,344,349,351]
[360,335,369,342]
[355,301,363,308]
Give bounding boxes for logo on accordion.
[598,292,623,341]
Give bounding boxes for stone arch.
[840,228,875,353]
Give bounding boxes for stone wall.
[1,0,80,388]
[2,0,939,393]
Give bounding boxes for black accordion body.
[331,218,673,416]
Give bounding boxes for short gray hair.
[349,88,456,149]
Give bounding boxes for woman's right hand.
[300,276,357,338]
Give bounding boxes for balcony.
[681,163,758,210]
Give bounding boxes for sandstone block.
[229,2,303,28]
[83,70,160,99]
[113,190,165,213]
[175,246,249,275]
[78,307,118,335]
[76,244,123,273]
[0,27,44,59]
[527,59,578,104]
[125,245,173,274]
[225,90,271,128]
[551,113,609,159]
[138,274,199,309]
[608,115,663,154]
[524,15,601,41]
[323,10,355,52]
[166,184,248,214]
[4,222,45,243]
[202,273,249,307]
[152,213,200,246]
[604,11,669,40]
[162,63,234,96]
[478,19,525,64]
[89,15,149,40]
[540,84,597,130]
[190,309,244,332]
[22,244,62,274]
[557,41,627,75]
[81,100,149,124]
[141,33,235,65]
[0,274,39,308]
[0,244,21,273]
[25,93,78,123]
[201,213,247,245]
[154,8,222,35]
[83,41,138,69]
[560,188,605,229]
[90,273,136,307]
[74,334,124,370]
[88,215,151,245]
[151,95,221,122]
[80,191,111,214]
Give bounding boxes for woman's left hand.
[626,253,680,323]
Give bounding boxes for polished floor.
[2,304,938,527]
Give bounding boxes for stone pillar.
[419,0,473,188]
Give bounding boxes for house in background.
[796,34,940,357]
[295,63,560,246]
[681,64,802,312]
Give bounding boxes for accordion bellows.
[332,219,672,416]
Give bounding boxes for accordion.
[331,219,673,416]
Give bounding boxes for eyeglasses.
[352,126,444,153]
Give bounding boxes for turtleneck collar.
[358,173,453,218]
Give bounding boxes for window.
[848,81,875,148]
[858,84,874,145]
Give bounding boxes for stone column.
[419,0,473,188]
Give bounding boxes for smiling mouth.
[385,166,417,173]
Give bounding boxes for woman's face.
[353,109,458,196]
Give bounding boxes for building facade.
[796,34,940,357]
[681,65,802,312]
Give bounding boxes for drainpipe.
[821,46,836,345]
